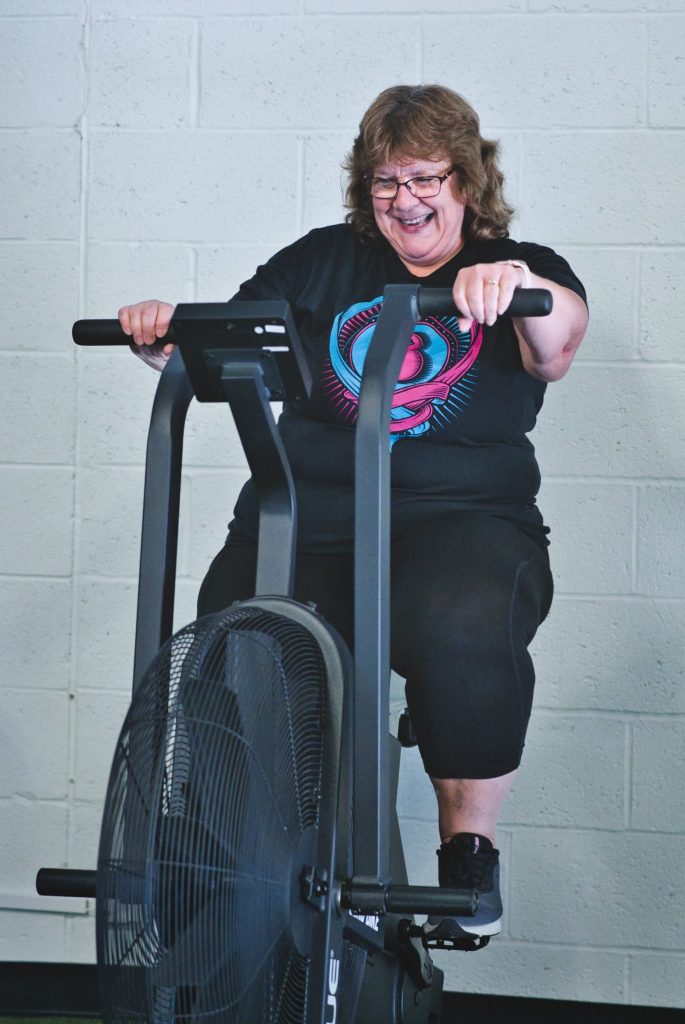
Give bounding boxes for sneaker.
[424,832,502,946]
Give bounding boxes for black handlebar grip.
[418,286,553,319]
[36,868,97,898]
[72,319,134,345]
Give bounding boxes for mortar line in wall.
[632,248,643,361]
[624,720,633,830]
[189,18,201,129]
[545,475,685,485]
[645,14,652,129]
[77,125,685,137]
[631,485,640,594]
[624,952,633,1005]
[188,246,198,302]
[403,815,685,832]
[15,237,680,253]
[67,0,94,880]
[296,136,305,238]
[80,11,683,19]
[532,708,685,722]
[543,592,685,603]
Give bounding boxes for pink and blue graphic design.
[322,297,482,446]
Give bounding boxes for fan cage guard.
[96,604,338,1024]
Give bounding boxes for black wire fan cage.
[96,604,334,1024]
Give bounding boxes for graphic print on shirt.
[322,297,482,447]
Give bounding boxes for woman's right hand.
[118,300,176,355]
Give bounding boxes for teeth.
[401,215,430,225]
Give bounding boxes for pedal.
[422,932,490,953]
[407,924,490,953]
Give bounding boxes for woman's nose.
[392,182,420,208]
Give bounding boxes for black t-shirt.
[227,223,586,553]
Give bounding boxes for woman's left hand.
[452,262,526,333]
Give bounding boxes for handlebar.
[72,287,552,346]
[418,286,552,319]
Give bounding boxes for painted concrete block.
[532,597,685,714]
[534,366,685,478]
[510,829,685,949]
[182,400,250,470]
[73,689,131,801]
[90,19,194,128]
[424,16,644,128]
[65,912,96,964]
[637,485,685,598]
[88,131,299,244]
[185,468,251,578]
[0,691,69,799]
[649,16,685,127]
[629,952,685,1008]
[1,797,68,891]
[538,481,634,595]
[199,17,420,129]
[78,348,161,466]
[631,720,685,831]
[0,353,75,464]
[0,909,66,962]
[0,468,73,576]
[563,247,638,362]
[503,713,625,829]
[0,579,72,691]
[74,579,137,691]
[440,939,625,1002]
[522,132,685,245]
[196,242,277,300]
[86,241,193,315]
[302,132,355,236]
[1,129,81,240]
[69,801,105,870]
[639,249,685,361]
[0,242,79,351]
[0,17,84,128]
[77,466,145,577]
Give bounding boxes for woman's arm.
[512,271,588,382]
[452,262,589,382]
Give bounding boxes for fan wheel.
[96,604,335,1024]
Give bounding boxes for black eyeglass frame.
[364,168,455,200]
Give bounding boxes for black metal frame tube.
[352,284,421,884]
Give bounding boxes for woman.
[120,84,589,948]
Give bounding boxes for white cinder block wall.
[1,0,683,1009]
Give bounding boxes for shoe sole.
[424,916,502,939]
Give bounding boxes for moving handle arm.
[352,285,552,889]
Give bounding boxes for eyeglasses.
[365,168,455,200]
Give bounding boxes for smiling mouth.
[396,213,434,227]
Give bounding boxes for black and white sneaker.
[423,833,501,950]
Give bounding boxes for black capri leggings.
[197,511,553,780]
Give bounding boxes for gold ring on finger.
[485,278,499,286]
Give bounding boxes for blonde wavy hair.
[344,84,514,243]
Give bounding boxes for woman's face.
[370,156,467,276]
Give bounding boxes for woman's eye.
[414,177,435,186]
